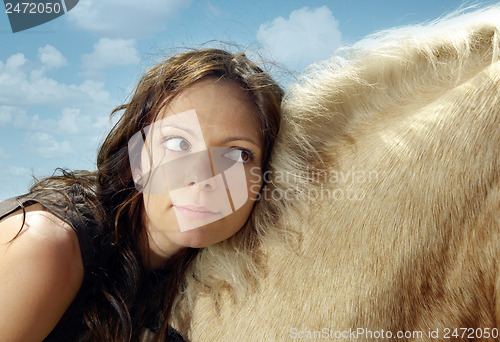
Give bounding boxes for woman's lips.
[173,204,221,219]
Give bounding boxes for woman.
[0,49,283,341]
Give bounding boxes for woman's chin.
[171,226,216,248]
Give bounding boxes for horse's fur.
[172,7,500,341]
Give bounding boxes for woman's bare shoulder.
[0,202,83,277]
[0,203,84,340]
[0,202,79,246]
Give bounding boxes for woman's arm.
[0,204,84,342]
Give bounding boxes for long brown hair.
[77,48,283,340]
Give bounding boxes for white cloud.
[57,108,80,135]
[10,104,111,137]
[81,38,140,77]
[6,165,31,176]
[0,113,11,125]
[38,44,68,70]
[4,53,27,70]
[256,6,342,72]
[0,146,10,160]
[0,51,114,110]
[24,132,74,159]
[66,0,191,38]
[79,79,114,104]
[0,50,117,166]
[0,106,16,125]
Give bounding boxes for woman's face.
[133,78,263,260]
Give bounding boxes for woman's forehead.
[152,80,260,138]
[168,78,252,111]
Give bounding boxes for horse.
[169,7,500,341]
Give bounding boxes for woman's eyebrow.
[221,136,260,148]
[161,124,198,136]
[161,125,260,148]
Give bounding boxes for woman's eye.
[164,137,191,151]
[222,148,253,163]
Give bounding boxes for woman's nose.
[178,149,216,190]
[187,176,217,191]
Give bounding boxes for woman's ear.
[128,128,148,190]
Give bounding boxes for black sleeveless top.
[0,188,186,341]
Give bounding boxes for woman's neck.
[141,232,183,270]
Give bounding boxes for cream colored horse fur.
[172,7,500,341]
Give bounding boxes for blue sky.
[0,0,496,200]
